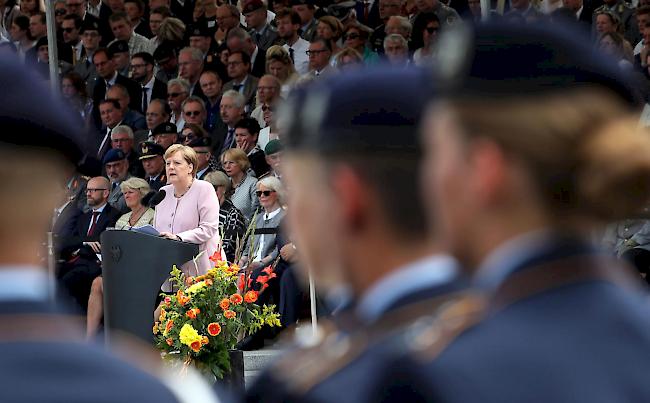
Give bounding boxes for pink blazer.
[154,180,220,277]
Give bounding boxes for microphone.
[144,190,166,207]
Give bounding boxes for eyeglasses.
[306,49,328,56]
[184,110,202,116]
[55,9,67,15]
[62,27,77,33]
[86,188,107,193]
[343,33,360,40]
[426,26,439,34]
[256,190,276,197]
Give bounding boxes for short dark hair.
[275,8,301,26]
[150,5,171,17]
[229,50,251,65]
[124,0,145,12]
[99,99,121,109]
[12,14,29,31]
[63,13,83,29]
[310,37,332,52]
[92,47,110,62]
[132,51,155,65]
[234,117,261,137]
[637,5,650,16]
[33,12,46,24]
[109,11,129,24]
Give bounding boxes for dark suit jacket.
[123,109,147,131]
[134,19,153,38]
[210,120,232,155]
[355,0,381,29]
[222,75,259,111]
[84,8,113,47]
[151,78,168,101]
[250,24,280,52]
[251,48,267,78]
[56,203,122,260]
[92,74,143,129]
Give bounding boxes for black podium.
[100,229,199,344]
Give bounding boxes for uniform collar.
[356,254,458,323]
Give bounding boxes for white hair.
[221,89,246,109]
[257,176,286,205]
[384,33,408,49]
[111,125,134,139]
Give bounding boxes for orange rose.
[186,308,200,319]
[224,310,236,319]
[219,298,230,310]
[190,341,201,352]
[201,336,209,345]
[166,338,174,346]
[207,322,222,336]
[230,293,243,305]
[244,290,258,303]
[176,290,190,306]
[165,320,173,333]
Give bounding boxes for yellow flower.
[159,308,166,322]
[179,323,203,348]
[185,280,207,294]
[153,322,159,335]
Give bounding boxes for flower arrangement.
[153,251,281,379]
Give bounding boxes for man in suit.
[369,0,405,53]
[70,0,114,45]
[124,0,152,38]
[222,50,259,112]
[139,141,167,190]
[246,66,463,400]
[110,125,145,178]
[355,0,382,28]
[97,99,126,160]
[91,48,142,128]
[106,84,147,131]
[212,90,245,156]
[58,176,122,310]
[243,0,280,52]
[74,18,101,94]
[107,40,131,76]
[199,70,224,133]
[277,8,311,75]
[103,149,132,213]
[226,27,266,78]
[137,99,170,143]
[131,52,167,114]
[178,47,207,102]
[304,38,333,78]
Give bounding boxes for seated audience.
[221,148,260,221]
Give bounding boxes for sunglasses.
[426,26,439,34]
[256,190,276,197]
[184,110,201,116]
[55,9,67,15]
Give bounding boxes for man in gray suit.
[103,149,132,214]
[244,0,280,52]
[74,19,102,95]
[222,51,259,112]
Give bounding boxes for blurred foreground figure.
[0,59,220,403]
[377,23,650,403]
[246,67,468,402]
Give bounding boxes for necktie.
[105,80,112,90]
[87,211,99,236]
[97,129,111,158]
[112,182,118,191]
[255,32,261,44]
[142,86,149,113]
[288,47,295,63]
[223,128,235,153]
[363,1,370,22]
[233,83,243,92]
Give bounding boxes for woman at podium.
[155,144,222,279]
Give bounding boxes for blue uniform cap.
[0,58,86,169]
[282,66,434,154]
[103,149,126,165]
[435,23,645,106]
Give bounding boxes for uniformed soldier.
[593,0,639,43]
[0,58,221,402]
[245,66,469,402]
[374,23,650,402]
[139,141,167,190]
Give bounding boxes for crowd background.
[5,0,650,346]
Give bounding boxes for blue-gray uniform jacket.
[376,233,650,403]
[245,255,467,403]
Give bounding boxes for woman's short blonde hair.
[165,144,199,176]
[319,16,344,40]
[204,170,232,194]
[221,148,251,172]
[257,176,285,205]
[120,177,151,199]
